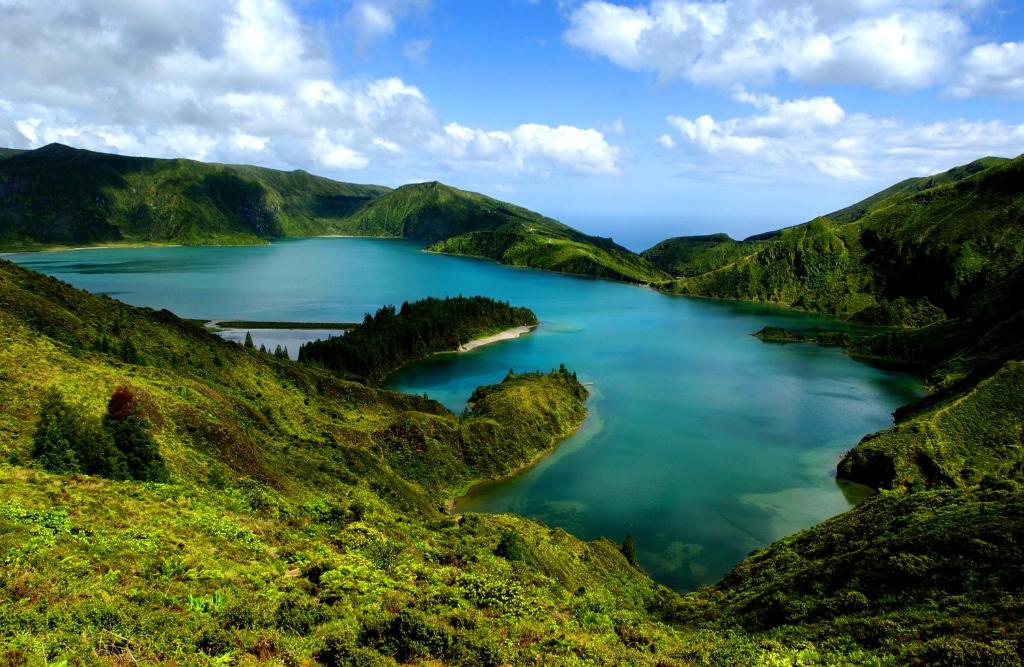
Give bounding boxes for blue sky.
[1,0,1023,248]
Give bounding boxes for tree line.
[298,296,537,383]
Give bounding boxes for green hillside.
[0,145,666,284]
[0,257,687,664]
[676,484,1024,665]
[0,143,389,248]
[5,256,1024,663]
[641,233,763,277]
[824,156,1010,224]
[343,181,668,283]
[0,147,27,160]
[659,154,1024,325]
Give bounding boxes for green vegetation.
[657,154,1024,326]
[673,484,1024,665]
[430,228,668,284]
[838,361,1024,490]
[0,143,389,247]
[340,180,666,283]
[641,233,763,277]
[298,296,538,383]
[752,326,807,343]
[32,384,168,482]
[0,145,666,284]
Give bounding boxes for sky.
[1,0,1023,248]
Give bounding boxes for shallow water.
[9,238,924,590]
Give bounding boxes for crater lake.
[8,237,924,590]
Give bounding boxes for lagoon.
[9,237,924,590]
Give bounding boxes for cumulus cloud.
[0,0,619,179]
[949,41,1024,99]
[664,90,1024,182]
[431,122,619,176]
[564,0,968,90]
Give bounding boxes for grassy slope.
[641,233,764,278]
[660,155,1024,324]
[0,144,389,247]
[340,181,667,284]
[0,257,707,665]
[674,485,1024,666]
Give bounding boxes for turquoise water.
[8,238,924,590]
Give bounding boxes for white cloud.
[564,0,968,90]
[657,133,676,148]
[432,122,620,176]
[345,0,430,50]
[949,41,1024,99]
[0,0,619,179]
[665,91,1024,182]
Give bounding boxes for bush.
[276,594,328,634]
[32,388,128,478]
[316,630,397,667]
[494,530,528,562]
[103,385,168,482]
[31,386,168,482]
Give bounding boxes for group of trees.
[298,296,537,383]
[243,332,290,360]
[31,385,168,482]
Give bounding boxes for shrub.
[494,530,528,562]
[276,594,328,634]
[316,629,397,667]
[32,388,128,479]
[103,385,168,482]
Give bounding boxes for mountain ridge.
[0,143,665,283]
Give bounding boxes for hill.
[343,181,668,283]
[641,232,764,277]
[0,147,27,160]
[657,154,1024,326]
[0,256,692,664]
[0,144,666,284]
[0,143,390,248]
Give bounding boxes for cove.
[8,237,925,590]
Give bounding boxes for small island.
[753,326,807,343]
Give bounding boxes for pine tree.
[31,389,81,474]
[244,332,255,349]
[621,533,637,567]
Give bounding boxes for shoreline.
[457,324,537,352]
[446,412,589,514]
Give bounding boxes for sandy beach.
[458,325,536,352]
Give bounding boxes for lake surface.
[8,238,924,590]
